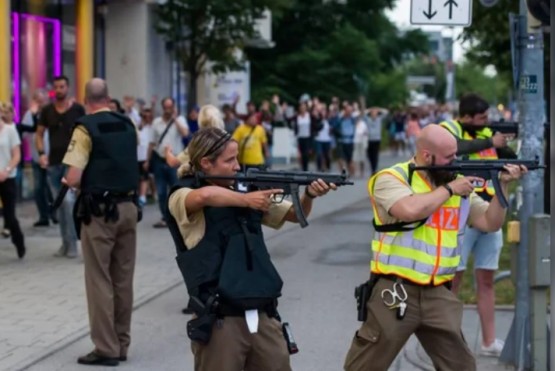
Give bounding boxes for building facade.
[1,0,272,198]
[1,0,94,121]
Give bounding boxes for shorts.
[352,142,367,162]
[457,227,503,271]
[138,161,150,181]
[337,142,354,163]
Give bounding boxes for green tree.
[454,61,510,104]
[246,0,429,105]
[461,0,518,82]
[155,0,291,108]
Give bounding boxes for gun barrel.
[197,171,354,186]
[410,159,545,172]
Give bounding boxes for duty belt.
[217,300,279,318]
[374,274,452,291]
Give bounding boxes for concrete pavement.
[1,152,517,370]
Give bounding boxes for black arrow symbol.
[444,0,458,19]
[423,0,437,19]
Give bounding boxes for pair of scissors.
[380,282,408,307]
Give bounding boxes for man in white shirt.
[145,97,189,228]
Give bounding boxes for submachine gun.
[487,121,550,137]
[408,158,545,209]
[195,168,354,227]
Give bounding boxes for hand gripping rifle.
[195,168,354,228]
[408,158,545,209]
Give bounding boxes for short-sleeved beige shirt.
[371,172,489,227]
[168,188,293,249]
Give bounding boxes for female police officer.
[166,127,334,371]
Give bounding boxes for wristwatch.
[38,150,45,156]
[442,184,454,197]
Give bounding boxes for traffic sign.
[410,0,473,27]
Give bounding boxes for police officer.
[343,125,525,371]
[62,78,139,366]
[439,93,517,356]
[166,127,335,371]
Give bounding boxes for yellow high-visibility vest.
[440,120,497,196]
[368,161,471,285]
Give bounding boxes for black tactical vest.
[167,177,283,310]
[78,111,139,194]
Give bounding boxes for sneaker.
[66,249,78,259]
[53,246,67,257]
[1,229,10,238]
[480,338,505,357]
[153,220,167,228]
[33,220,50,227]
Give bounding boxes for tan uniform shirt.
[168,188,293,249]
[371,172,489,227]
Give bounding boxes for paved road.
[1,152,515,371]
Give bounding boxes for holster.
[186,295,219,345]
[354,276,378,322]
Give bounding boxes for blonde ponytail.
[198,104,225,130]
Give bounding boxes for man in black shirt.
[35,75,86,258]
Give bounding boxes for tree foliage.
[460,0,518,82]
[245,0,430,106]
[403,56,511,105]
[155,0,291,107]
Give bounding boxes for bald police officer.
[62,78,139,366]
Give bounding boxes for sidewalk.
[1,152,516,371]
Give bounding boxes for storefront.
[0,0,96,199]
[4,0,96,121]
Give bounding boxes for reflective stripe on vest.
[463,127,497,195]
[439,120,463,138]
[368,161,471,285]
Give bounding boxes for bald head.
[85,78,109,104]
[414,124,457,165]
[416,124,456,153]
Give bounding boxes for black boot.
[77,352,119,366]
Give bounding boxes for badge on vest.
[425,207,460,231]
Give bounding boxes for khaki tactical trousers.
[344,277,476,371]
[81,202,137,358]
[191,312,291,371]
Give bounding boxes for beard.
[428,155,457,186]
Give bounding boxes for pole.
[500,0,546,369]
[549,4,554,371]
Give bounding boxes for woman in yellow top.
[231,113,269,169]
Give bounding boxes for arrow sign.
[444,0,458,19]
[411,0,472,26]
[423,0,437,19]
